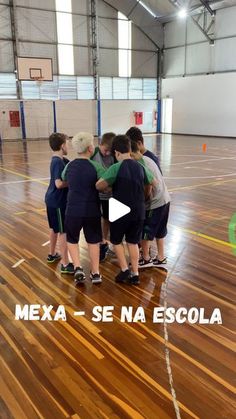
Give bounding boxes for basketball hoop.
[30,76,44,87]
[30,76,45,99]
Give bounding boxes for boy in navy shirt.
[126,126,162,174]
[62,132,105,285]
[91,132,115,261]
[45,133,74,274]
[96,135,154,285]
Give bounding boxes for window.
[143,78,157,99]
[77,77,94,99]
[58,76,77,99]
[56,0,74,75]
[118,12,131,77]
[128,78,142,99]
[99,77,157,100]
[0,74,17,98]
[99,77,113,99]
[113,78,128,99]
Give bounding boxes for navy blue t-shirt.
[45,156,69,208]
[62,159,105,218]
[143,149,162,174]
[101,159,153,220]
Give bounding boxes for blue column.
[53,101,57,133]
[157,99,162,133]
[20,101,26,139]
[97,99,101,139]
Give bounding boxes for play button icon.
[109,198,131,222]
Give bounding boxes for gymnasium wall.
[162,73,236,137]
[0,0,159,78]
[163,6,236,76]
[0,100,156,140]
[101,100,156,134]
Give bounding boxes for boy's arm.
[96,162,122,191]
[143,166,157,199]
[55,179,68,189]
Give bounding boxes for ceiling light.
[139,1,156,18]
[178,9,187,18]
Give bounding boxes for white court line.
[74,311,86,316]
[42,241,50,247]
[12,258,25,268]
[168,157,235,166]
[165,172,236,180]
[0,177,49,185]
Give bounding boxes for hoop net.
[30,76,45,87]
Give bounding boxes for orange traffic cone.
[202,143,207,152]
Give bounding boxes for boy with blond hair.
[62,132,105,285]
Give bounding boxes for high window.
[56,0,74,75]
[118,12,132,77]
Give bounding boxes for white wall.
[56,100,97,136]
[0,99,157,140]
[24,101,54,138]
[0,101,22,139]
[101,100,157,134]
[162,73,236,137]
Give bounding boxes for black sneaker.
[153,257,167,268]
[127,275,140,286]
[138,258,153,269]
[74,267,86,284]
[90,272,102,284]
[47,253,61,263]
[61,263,74,274]
[100,242,109,262]
[115,269,131,283]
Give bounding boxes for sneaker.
[74,267,86,284]
[127,275,140,286]
[61,263,74,274]
[115,269,131,283]
[153,257,167,268]
[47,253,61,263]
[90,272,102,284]
[138,258,153,269]
[100,242,109,262]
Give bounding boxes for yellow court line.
[169,177,236,192]
[0,167,49,186]
[170,224,236,250]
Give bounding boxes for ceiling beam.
[199,0,214,16]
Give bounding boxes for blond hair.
[72,132,94,154]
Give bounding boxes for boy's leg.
[156,238,164,261]
[49,229,58,255]
[113,243,128,271]
[141,239,150,261]
[88,243,100,273]
[102,218,110,243]
[58,233,69,266]
[127,243,139,275]
[67,243,81,267]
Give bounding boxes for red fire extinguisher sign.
[9,111,20,127]
[134,111,143,125]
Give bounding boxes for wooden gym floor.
[0,134,235,419]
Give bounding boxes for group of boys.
[45,127,170,286]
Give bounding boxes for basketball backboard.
[17,57,53,81]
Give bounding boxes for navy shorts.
[142,203,170,240]
[110,216,143,245]
[65,216,102,244]
[100,200,109,220]
[46,206,66,234]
